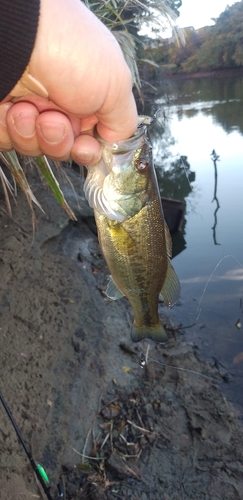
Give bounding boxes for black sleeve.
[0,0,40,102]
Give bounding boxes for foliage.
[84,0,180,35]
[168,28,202,66]
[145,2,243,73]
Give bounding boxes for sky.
[140,1,238,38]
[176,0,237,30]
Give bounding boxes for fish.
[84,116,180,343]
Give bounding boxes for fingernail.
[0,103,13,127]
[76,150,95,164]
[12,112,37,138]
[38,123,66,144]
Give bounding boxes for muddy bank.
[0,166,243,499]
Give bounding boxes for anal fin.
[106,275,125,300]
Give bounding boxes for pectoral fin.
[106,275,125,300]
[160,260,180,308]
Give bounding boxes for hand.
[0,0,138,165]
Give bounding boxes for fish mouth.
[94,118,149,155]
[84,116,152,221]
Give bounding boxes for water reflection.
[157,155,195,258]
[156,75,243,135]
[211,150,220,246]
[139,73,243,413]
[156,155,195,200]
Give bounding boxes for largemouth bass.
[84,117,180,343]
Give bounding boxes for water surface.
[149,75,243,412]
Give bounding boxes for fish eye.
[135,158,149,173]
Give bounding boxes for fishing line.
[0,391,64,500]
[148,356,215,381]
[140,353,217,382]
[196,254,243,321]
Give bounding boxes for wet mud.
[0,167,243,499]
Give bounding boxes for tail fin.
[131,322,168,344]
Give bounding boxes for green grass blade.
[35,156,77,220]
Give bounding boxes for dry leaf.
[122,366,131,373]
[99,422,111,429]
[101,404,121,419]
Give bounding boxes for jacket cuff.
[0,0,40,102]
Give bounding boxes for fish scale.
[84,117,180,343]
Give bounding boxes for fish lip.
[94,121,148,154]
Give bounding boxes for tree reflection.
[156,156,196,257]
[155,155,195,200]
[211,150,221,246]
[154,75,243,136]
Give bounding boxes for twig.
[110,420,114,451]
[82,423,94,464]
[100,432,110,450]
[127,419,153,434]
[122,463,143,482]
[71,447,103,461]
[136,409,145,430]
[82,391,104,464]
[120,433,136,447]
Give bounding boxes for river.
[146,74,243,413]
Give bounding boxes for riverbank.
[166,66,243,80]
[1,166,243,499]
[135,65,243,104]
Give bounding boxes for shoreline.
[164,66,243,80]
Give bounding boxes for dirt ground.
[0,165,243,500]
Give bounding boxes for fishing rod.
[0,391,64,500]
